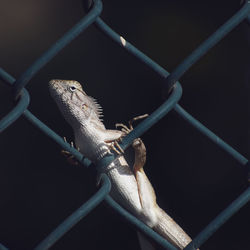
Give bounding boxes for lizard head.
[49,79,103,128]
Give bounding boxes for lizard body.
[49,79,193,249]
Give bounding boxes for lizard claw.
[116,114,149,135]
[128,114,148,130]
[108,141,124,155]
[111,114,149,155]
[61,137,80,166]
[115,123,131,134]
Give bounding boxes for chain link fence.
[0,0,250,249]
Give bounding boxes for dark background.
[0,0,249,249]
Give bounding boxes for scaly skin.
[49,79,194,249]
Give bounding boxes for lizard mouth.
[49,79,66,96]
[48,80,68,108]
[49,79,62,90]
[49,79,61,86]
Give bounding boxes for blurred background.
[0,0,249,249]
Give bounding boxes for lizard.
[49,79,194,250]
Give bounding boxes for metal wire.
[185,186,250,250]
[0,0,250,249]
[34,174,111,250]
[162,2,250,94]
[13,0,103,98]
[105,195,178,250]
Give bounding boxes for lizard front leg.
[104,114,148,155]
[113,113,149,154]
[104,130,125,155]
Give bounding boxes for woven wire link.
[0,0,250,249]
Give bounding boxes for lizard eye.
[69,86,77,92]
[82,103,88,110]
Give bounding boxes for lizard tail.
[152,206,193,249]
